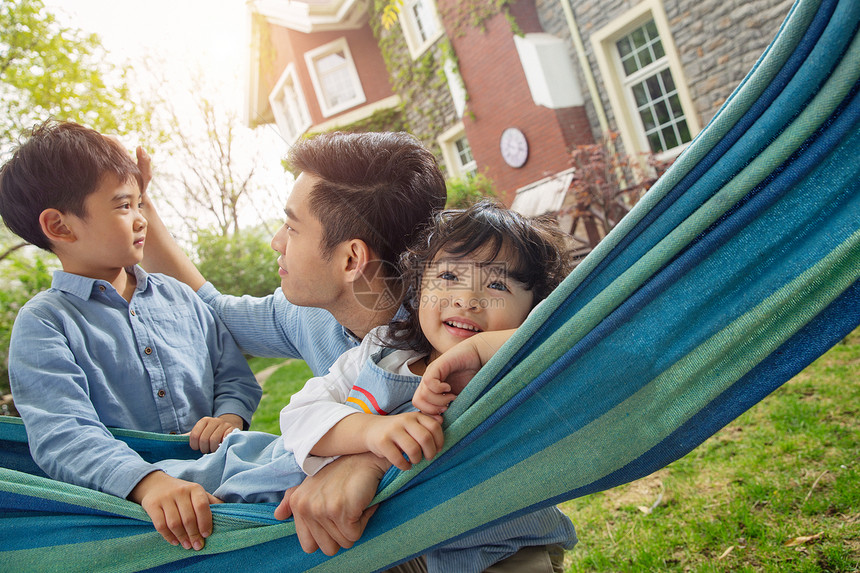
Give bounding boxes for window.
[443,58,467,118]
[269,63,311,145]
[305,38,366,117]
[616,20,691,153]
[454,137,477,178]
[400,0,444,59]
[591,0,699,160]
[438,123,477,179]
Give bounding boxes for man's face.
[270,172,344,308]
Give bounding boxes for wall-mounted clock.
[500,127,529,168]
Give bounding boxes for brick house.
[244,0,794,241]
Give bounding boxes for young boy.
[0,120,262,551]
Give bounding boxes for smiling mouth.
[444,320,483,333]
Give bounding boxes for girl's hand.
[417,329,518,417]
[362,413,443,471]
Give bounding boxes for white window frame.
[399,0,444,59]
[438,122,477,179]
[591,0,700,161]
[304,37,366,118]
[268,63,311,145]
[443,58,467,118]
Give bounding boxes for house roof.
[250,0,368,33]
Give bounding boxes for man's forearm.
[140,198,207,291]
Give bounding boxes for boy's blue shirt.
[8,266,261,499]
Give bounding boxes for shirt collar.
[51,265,151,301]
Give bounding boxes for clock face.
[500,127,528,168]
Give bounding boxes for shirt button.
[130,310,136,316]
[98,285,106,292]
[157,389,166,397]
[144,347,153,355]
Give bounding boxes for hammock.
[2,0,858,569]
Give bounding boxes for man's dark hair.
[0,120,143,252]
[388,199,574,354]
[287,131,447,274]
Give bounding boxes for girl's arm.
[310,411,444,471]
[413,329,516,416]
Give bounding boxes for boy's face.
[60,176,147,280]
[418,246,534,361]
[270,172,345,309]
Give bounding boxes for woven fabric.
[1,0,858,570]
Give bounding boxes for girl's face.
[418,245,534,362]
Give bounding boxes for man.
[140,131,573,572]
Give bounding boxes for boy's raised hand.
[129,471,222,550]
[188,414,243,453]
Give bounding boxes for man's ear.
[39,209,76,244]
[342,239,373,282]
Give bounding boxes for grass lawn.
[247,329,859,572]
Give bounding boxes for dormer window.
[305,38,367,117]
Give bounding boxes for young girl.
[156,199,573,516]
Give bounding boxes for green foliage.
[0,0,147,153]
[0,250,56,404]
[194,227,281,298]
[369,0,458,154]
[445,172,497,208]
[438,0,521,37]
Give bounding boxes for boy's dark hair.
[0,120,144,252]
[389,199,573,354]
[287,131,447,276]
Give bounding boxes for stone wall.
[536,0,794,142]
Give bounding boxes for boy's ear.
[39,209,76,244]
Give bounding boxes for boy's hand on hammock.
[129,470,222,551]
[363,412,444,470]
[278,452,389,555]
[188,414,242,453]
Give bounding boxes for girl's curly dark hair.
[387,199,573,355]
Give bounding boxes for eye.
[438,270,458,281]
[487,281,510,292]
[119,202,131,209]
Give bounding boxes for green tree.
[194,226,281,298]
[445,172,497,208]
[0,0,146,151]
[1,0,151,263]
[0,250,55,408]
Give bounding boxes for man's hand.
[188,414,243,453]
[129,471,222,550]
[274,453,390,556]
[362,412,443,470]
[135,146,152,192]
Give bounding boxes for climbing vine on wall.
[437,0,521,38]
[367,0,520,174]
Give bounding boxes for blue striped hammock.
[2,0,859,569]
